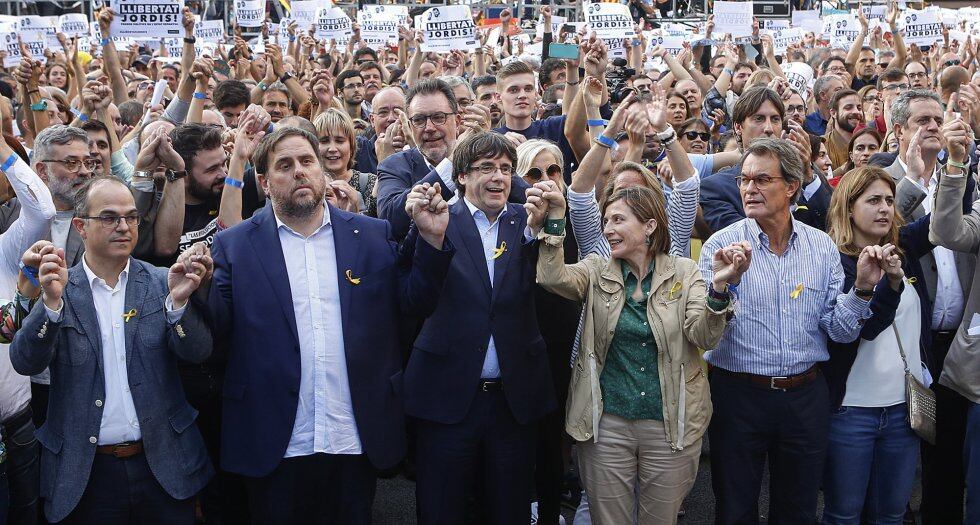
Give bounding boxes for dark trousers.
[535,339,573,525]
[2,408,38,525]
[708,369,830,525]
[179,364,248,525]
[58,452,193,525]
[244,453,376,525]
[415,388,536,525]
[28,384,47,429]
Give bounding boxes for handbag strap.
[892,324,912,376]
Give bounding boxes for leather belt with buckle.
[96,441,144,458]
[479,379,503,392]
[723,365,820,391]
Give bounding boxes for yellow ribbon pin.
[667,281,682,300]
[492,241,507,259]
[345,270,361,285]
[790,283,804,299]
[907,277,917,285]
[122,309,137,323]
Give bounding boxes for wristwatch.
[280,72,294,83]
[854,286,875,300]
[165,169,187,182]
[29,100,47,112]
[184,36,196,44]
[133,170,154,179]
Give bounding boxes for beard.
[47,175,85,207]
[187,175,222,202]
[839,115,859,133]
[268,178,327,219]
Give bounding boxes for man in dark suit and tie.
[699,86,833,235]
[405,131,556,524]
[377,78,529,241]
[208,126,454,524]
[10,176,215,524]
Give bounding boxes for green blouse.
[600,262,663,421]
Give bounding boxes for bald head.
[940,66,970,100]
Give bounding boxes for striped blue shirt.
[698,218,872,376]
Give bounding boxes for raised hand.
[406,182,449,247]
[877,243,904,288]
[156,131,185,171]
[605,90,637,137]
[855,245,886,291]
[233,112,268,162]
[646,83,668,133]
[625,105,651,148]
[181,6,195,36]
[98,8,113,36]
[329,178,363,213]
[904,128,926,182]
[712,241,752,288]
[169,243,212,308]
[39,246,68,311]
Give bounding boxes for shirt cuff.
[165,295,187,324]
[435,158,456,193]
[841,289,874,320]
[672,172,700,191]
[566,187,597,207]
[44,302,64,322]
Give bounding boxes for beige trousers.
[578,413,701,525]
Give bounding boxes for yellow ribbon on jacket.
[790,283,804,299]
[668,281,682,299]
[492,241,507,259]
[122,309,137,323]
[345,270,361,285]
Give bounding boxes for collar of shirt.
[82,256,130,292]
[274,201,331,237]
[896,155,940,190]
[621,260,655,298]
[463,196,508,224]
[746,218,800,255]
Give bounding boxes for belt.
[479,379,503,392]
[1,406,33,437]
[96,440,144,458]
[722,365,820,390]
[933,329,957,339]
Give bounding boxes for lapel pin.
[353,229,359,234]
[667,281,682,300]
[122,309,137,323]
[790,283,804,299]
[175,324,186,338]
[492,241,507,259]
[907,277,917,285]
[345,269,361,285]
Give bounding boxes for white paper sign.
[163,37,182,57]
[3,30,46,68]
[108,0,183,38]
[358,9,399,47]
[289,0,320,31]
[20,16,59,49]
[832,15,860,48]
[861,5,887,23]
[420,6,477,52]
[236,0,263,28]
[762,19,790,30]
[58,13,89,38]
[792,9,822,34]
[195,19,224,42]
[949,30,969,45]
[772,27,805,55]
[649,34,684,56]
[783,61,814,97]
[585,2,635,41]
[315,7,352,43]
[903,10,943,47]
[714,1,753,38]
[364,4,408,27]
[536,15,566,39]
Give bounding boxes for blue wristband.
[193,92,207,100]
[223,177,245,189]
[723,67,733,76]
[289,36,296,42]
[1,154,16,172]
[595,134,618,150]
[100,38,110,46]
[265,123,274,134]
[20,265,39,288]
[70,107,89,122]
[587,119,608,127]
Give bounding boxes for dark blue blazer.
[208,204,454,477]
[404,201,556,426]
[376,148,530,241]
[10,259,214,523]
[699,164,833,235]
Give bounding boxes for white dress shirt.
[463,198,507,379]
[276,205,362,457]
[0,156,55,420]
[44,257,185,444]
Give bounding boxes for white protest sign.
[605,38,626,60]
[364,4,408,27]
[20,16,59,49]
[196,41,218,56]
[949,30,969,45]
[163,37,182,57]
[762,19,790,30]
[524,42,543,57]
[420,6,477,52]
[585,2,635,41]
[772,27,805,55]
[783,62,813,97]
[832,15,860,49]
[315,7,352,43]
[662,23,689,36]
[236,0,264,28]
[941,9,958,30]
[58,13,89,38]
[713,1,753,38]
[536,15,565,39]
[649,34,685,56]
[195,19,224,42]
[861,5,886,23]
[903,10,943,47]
[792,9,822,34]
[3,30,46,68]
[108,0,183,38]
[358,9,399,47]
[289,0,320,30]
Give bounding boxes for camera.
[607,59,637,104]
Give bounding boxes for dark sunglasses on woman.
[683,131,711,141]
[524,164,562,181]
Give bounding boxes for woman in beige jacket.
[527,183,749,524]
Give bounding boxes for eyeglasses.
[374,106,403,119]
[468,163,513,176]
[908,72,928,79]
[343,82,364,90]
[523,164,561,181]
[409,111,455,128]
[786,104,806,114]
[735,174,784,189]
[682,131,711,141]
[41,157,99,173]
[137,81,154,90]
[827,66,848,74]
[882,83,910,92]
[457,98,473,108]
[863,96,879,102]
[78,214,141,228]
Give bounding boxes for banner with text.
[420,6,477,52]
[714,1,753,38]
[108,0,183,38]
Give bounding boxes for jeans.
[2,409,37,525]
[965,400,980,524]
[822,404,919,525]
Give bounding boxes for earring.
[645,233,653,246]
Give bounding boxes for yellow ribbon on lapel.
[790,283,804,299]
[492,241,507,259]
[907,277,917,285]
[122,309,137,323]
[345,270,361,285]
[667,281,682,300]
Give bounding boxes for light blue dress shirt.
[463,197,507,379]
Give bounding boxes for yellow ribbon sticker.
[790,283,804,299]
[907,277,917,285]
[668,281,682,299]
[122,309,137,323]
[345,270,361,285]
[492,241,507,259]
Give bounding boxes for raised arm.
[929,117,980,253]
[219,108,269,230]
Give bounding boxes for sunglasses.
[683,131,710,141]
[523,164,562,181]
[944,58,962,68]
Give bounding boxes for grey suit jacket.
[8,258,214,523]
[887,157,976,305]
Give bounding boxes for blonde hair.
[312,108,357,170]
[747,68,777,87]
[602,186,671,256]
[827,166,904,258]
[602,161,664,205]
[515,139,564,190]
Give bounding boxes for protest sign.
[315,7,352,43]
[289,0,320,30]
[364,4,408,27]
[661,23,689,36]
[20,16,59,49]
[358,9,399,47]
[903,10,943,47]
[3,30,46,68]
[861,5,886,23]
[783,61,814,97]
[58,13,89,38]
[420,6,477,52]
[195,19,224,42]
[236,0,264,28]
[949,30,969,45]
[649,34,685,56]
[585,2,635,41]
[713,1,753,38]
[762,19,789,30]
[831,14,860,49]
[108,0,183,38]
[791,9,822,34]
[772,27,805,55]
[163,37,182,57]
[536,15,565,39]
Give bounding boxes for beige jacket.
[536,232,732,451]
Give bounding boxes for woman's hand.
[711,241,752,289]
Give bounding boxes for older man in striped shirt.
[699,138,882,524]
